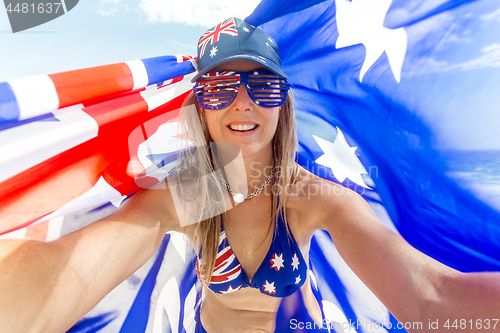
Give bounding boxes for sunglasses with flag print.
[193,70,290,110]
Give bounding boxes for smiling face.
[200,61,281,159]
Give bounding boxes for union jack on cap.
[198,18,239,59]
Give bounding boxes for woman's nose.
[231,84,253,111]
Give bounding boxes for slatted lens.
[194,71,290,110]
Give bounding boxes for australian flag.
[0,0,499,332]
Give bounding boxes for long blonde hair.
[176,91,298,285]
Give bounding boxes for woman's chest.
[222,198,315,281]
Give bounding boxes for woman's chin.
[238,143,274,161]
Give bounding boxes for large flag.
[1,0,500,332]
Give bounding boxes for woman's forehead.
[213,60,264,72]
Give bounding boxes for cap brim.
[191,54,288,82]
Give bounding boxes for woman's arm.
[312,181,500,331]
[0,185,180,333]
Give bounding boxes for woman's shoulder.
[287,164,354,202]
[285,164,365,225]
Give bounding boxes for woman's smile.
[227,123,258,132]
[227,121,260,136]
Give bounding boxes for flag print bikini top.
[196,213,307,297]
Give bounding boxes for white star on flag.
[335,0,407,83]
[270,253,284,271]
[254,71,259,75]
[243,27,250,32]
[295,276,301,285]
[291,253,300,271]
[313,127,371,189]
[263,280,276,294]
[220,285,242,294]
[209,46,218,58]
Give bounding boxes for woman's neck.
[217,144,274,197]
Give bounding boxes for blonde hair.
[177,91,298,285]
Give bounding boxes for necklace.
[219,167,275,203]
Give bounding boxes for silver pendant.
[233,193,245,203]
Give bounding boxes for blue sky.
[0,0,259,81]
[396,0,500,150]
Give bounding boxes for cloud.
[403,56,450,76]
[406,10,475,54]
[96,0,125,16]
[405,43,500,76]
[453,43,500,71]
[95,9,115,16]
[480,6,500,22]
[137,0,260,27]
[401,6,500,77]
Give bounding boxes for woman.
[0,17,499,333]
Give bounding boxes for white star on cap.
[295,276,301,284]
[253,71,259,75]
[243,27,250,32]
[209,46,218,58]
[263,281,276,294]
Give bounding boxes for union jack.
[198,18,238,58]
[196,231,242,284]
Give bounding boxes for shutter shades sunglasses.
[193,70,290,110]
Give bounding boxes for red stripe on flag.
[49,63,134,109]
[180,55,195,62]
[82,90,149,128]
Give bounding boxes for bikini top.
[196,213,307,297]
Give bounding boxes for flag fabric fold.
[1,0,499,332]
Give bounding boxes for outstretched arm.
[0,186,180,333]
[314,182,500,332]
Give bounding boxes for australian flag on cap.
[193,17,287,82]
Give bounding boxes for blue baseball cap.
[191,17,287,82]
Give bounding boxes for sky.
[0,0,259,81]
[393,0,500,150]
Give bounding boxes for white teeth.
[229,124,257,131]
